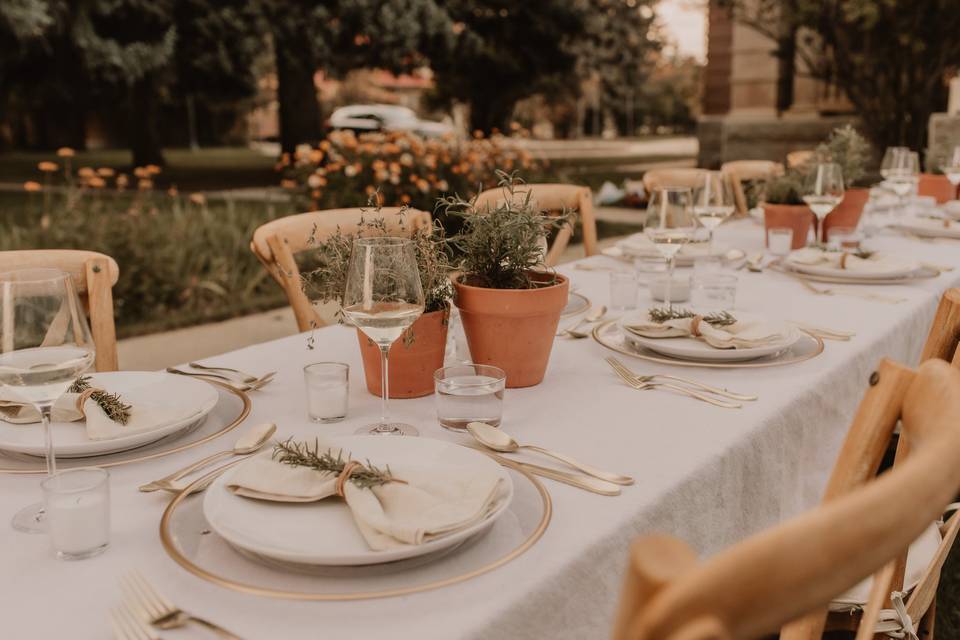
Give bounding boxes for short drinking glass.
[41,467,110,560]
[304,362,349,423]
[609,271,639,311]
[434,364,506,431]
[691,273,738,313]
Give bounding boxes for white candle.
[47,493,109,556]
[307,382,348,422]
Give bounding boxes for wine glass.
[880,146,909,180]
[940,145,960,188]
[342,237,424,436]
[1,269,96,533]
[644,187,695,309]
[802,163,845,245]
[691,172,735,255]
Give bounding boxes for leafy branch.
[647,307,737,327]
[272,438,396,490]
[68,376,132,424]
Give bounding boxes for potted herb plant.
[442,173,572,388]
[813,125,872,237]
[760,170,814,250]
[305,208,453,398]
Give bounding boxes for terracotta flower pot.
[918,173,957,204]
[824,188,869,240]
[763,203,813,250]
[454,272,569,388]
[357,307,449,398]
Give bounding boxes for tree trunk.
[275,38,321,156]
[130,73,165,167]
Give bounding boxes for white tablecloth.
[2,220,958,639]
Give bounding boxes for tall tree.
[262,0,453,155]
[720,0,960,152]
[430,0,585,134]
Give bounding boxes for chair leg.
[919,596,935,639]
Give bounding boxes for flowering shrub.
[280,129,547,213]
[11,151,295,336]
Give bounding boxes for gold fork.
[111,603,160,640]
[606,358,741,408]
[122,572,242,639]
[606,357,757,401]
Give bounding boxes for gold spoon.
[466,421,634,485]
[560,305,608,339]
[139,422,276,492]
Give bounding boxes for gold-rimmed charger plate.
[561,291,590,317]
[592,320,824,369]
[0,380,250,474]
[159,456,552,601]
[773,264,940,285]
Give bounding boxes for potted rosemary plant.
[813,125,872,238]
[442,173,572,388]
[305,208,453,398]
[760,170,814,250]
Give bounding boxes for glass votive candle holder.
[828,226,861,250]
[633,255,667,283]
[691,273,738,313]
[609,271,639,311]
[434,364,506,431]
[42,467,110,560]
[304,362,349,423]
[767,227,794,257]
[692,255,723,276]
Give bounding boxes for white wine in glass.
[644,187,695,309]
[0,268,96,533]
[802,163,844,245]
[691,172,735,255]
[342,237,424,436]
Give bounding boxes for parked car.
[327,104,453,138]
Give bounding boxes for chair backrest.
[612,358,960,640]
[918,173,957,204]
[786,150,814,169]
[250,207,432,332]
[720,160,785,216]
[642,169,710,193]
[0,250,119,372]
[919,288,960,364]
[473,183,597,267]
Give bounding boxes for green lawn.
[0,147,278,191]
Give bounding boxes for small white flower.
[344,165,359,177]
[307,174,323,188]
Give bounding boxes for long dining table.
[3,219,960,639]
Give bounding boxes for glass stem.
[707,229,714,256]
[39,404,56,477]
[379,344,390,426]
[666,257,675,310]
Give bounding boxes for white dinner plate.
[783,255,918,280]
[896,217,960,239]
[203,435,514,566]
[620,319,801,363]
[0,372,219,458]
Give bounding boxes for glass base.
[11,502,47,534]
[56,542,108,561]
[356,422,419,436]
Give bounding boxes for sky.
[658,0,707,62]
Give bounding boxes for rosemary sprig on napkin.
[648,306,737,327]
[809,243,874,259]
[273,438,396,490]
[67,376,132,425]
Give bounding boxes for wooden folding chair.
[641,168,711,193]
[920,288,960,364]
[613,358,960,640]
[720,160,785,216]
[250,207,432,332]
[0,250,119,372]
[473,183,598,267]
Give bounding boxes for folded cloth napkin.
[227,451,506,551]
[0,387,202,441]
[787,247,918,273]
[624,311,795,350]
